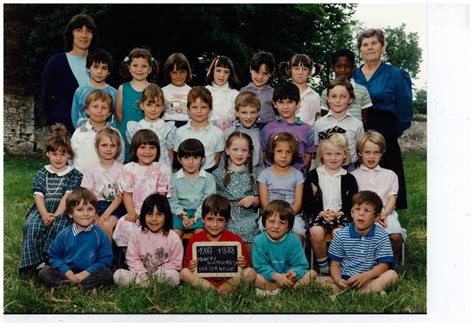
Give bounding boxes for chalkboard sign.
[192,241,242,277]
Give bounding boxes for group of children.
[18,47,406,296]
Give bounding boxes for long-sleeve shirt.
[48,224,112,274]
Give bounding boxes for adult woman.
[40,14,98,133]
[353,28,412,209]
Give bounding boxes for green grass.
[3,151,426,314]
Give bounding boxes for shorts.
[307,213,351,230]
[98,201,127,218]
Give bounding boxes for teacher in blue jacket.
[40,14,98,133]
[353,28,413,209]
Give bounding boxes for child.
[280,53,321,126]
[38,187,113,290]
[223,91,264,173]
[262,81,316,173]
[240,51,276,127]
[19,124,83,275]
[213,132,259,256]
[81,128,126,242]
[258,132,306,240]
[112,129,172,254]
[116,48,158,162]
[173,86,225,172]
[328,191,398,294]
[351,130,407,262]
[302,133,358,274]
[320,49,373,121]
[126,83,177,167]
[205,55,240,130]
[114,194,183,287]
[161,52,193,128]
[314,78,364,171]
[71,89,125,174]
[252,200,317,295]
[71,48,118,129]
[180,194,256,295]
[169,139,216,237]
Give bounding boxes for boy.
[38,187,113,291]
[262,81,316,172]
[169,139,216,237]
[239,51,276,127]
[320,48,372,121]
[71,48,118,129]
[223,91,264,172]
[173,86,225,172]
[351,130,406,263]
[71,90,125,174]
[180,194,256,295]
[328,190,398,294]
[252,200,317,295]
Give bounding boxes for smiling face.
[332,56,355,80]
[273,99,298,122]
[145,206,165,233]
[170,66,188,87]
[359,36,386,63]
[327,85,353,117]
[70,200,96,228]
[226,137,251,170]
[46,147,71,172]
[250,64,271,89]
[178,155,203,176]
[86,99,111,128]
[351,202,378,236]
[291,63,311,86]
[72,25,93,52]
[360,140,383,169]
[213,66,231,86]
[321,142,346,173]
[264,213,289,241]
[203,213,227,241]
[235,105,259,128]
[188,98,211,125]
[129,57,152,82]
[136,144,158,166]
[140,97,165,122]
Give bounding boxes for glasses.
[353,207,376,216]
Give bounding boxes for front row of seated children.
[33,186,398,296]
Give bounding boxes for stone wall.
[3,94,36,153]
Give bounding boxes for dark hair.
[272,81,300,102]
[177,138,205,159]
[326,77,355,100]
[63,14,98,52]
[223,132,254,188]
[65,187,98,216]
[86,48,113,71]
[44,123,73,159]
[352,191,383,215]
[262,199,295,231]
[187,86,213,110]
[119,47,159,81]
[249,51,276,78]
[206,55,240,89]
[357,28,386,49]
[331,48,356,67]
[130,129,160,163]
[265,132,300,165]
[202,194,231,222]
[279,53,320,77]
[163,52,192,84]
[139,193,173,236]
[140,83,165,107]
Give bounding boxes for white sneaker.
[255,288,280,297]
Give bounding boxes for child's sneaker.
[255,288,280,297]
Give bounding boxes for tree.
[413,88,427,115]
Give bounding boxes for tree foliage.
[413,88,427,115]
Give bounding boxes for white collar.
[44,165,74,176]
[140,119,164,128]
[317,165,347,177]
[359,164,381,171]
[327,110,352,120]
[176,168,207,179]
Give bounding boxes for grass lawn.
[3,151,426,314]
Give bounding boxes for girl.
[161,53,193,128]
[280,54,321,126]
[257,132,306,241]
[126,83,176,168]
[114,194,183,287]
[116,48,158,162]
[112,129,171,255]
[205,55,240,130]
[212,132,259,256]
[19,124,83,275]
[302,133,358,275]
[81,128,126,242]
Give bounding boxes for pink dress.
[112,162,171,246]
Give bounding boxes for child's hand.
[236,255,246,268]
[73,270,91,284]
[335,211,344,218]
[182,217,196,228]
[188,260,198,272]
[41,212,56,226]
[273,273,295,288]
[378,214,388,228]
[238,196,257,208]
[125,213,139,222]
[347,272,372,290]
[97,213,110,227]
[285,270,297,284]
[322,211,336,221]
[334,278,349,290]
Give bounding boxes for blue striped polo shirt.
[328,222,394,278]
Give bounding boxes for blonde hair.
[235,91,260,112]
[356,130,386,159]
[94,128,122,160]
[316,133,351,166]
[85,89,113,111]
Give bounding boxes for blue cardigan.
[40,53,80,133]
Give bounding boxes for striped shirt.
[328,222,394,278]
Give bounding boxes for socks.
[317,256,329,274]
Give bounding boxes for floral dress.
[212,166,259,243]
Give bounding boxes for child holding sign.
[180,194,256,294]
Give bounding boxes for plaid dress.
[19,165,82,271]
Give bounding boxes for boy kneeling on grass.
[327,190,398,294]
[38,187,113,294]
[180,194,256,295]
